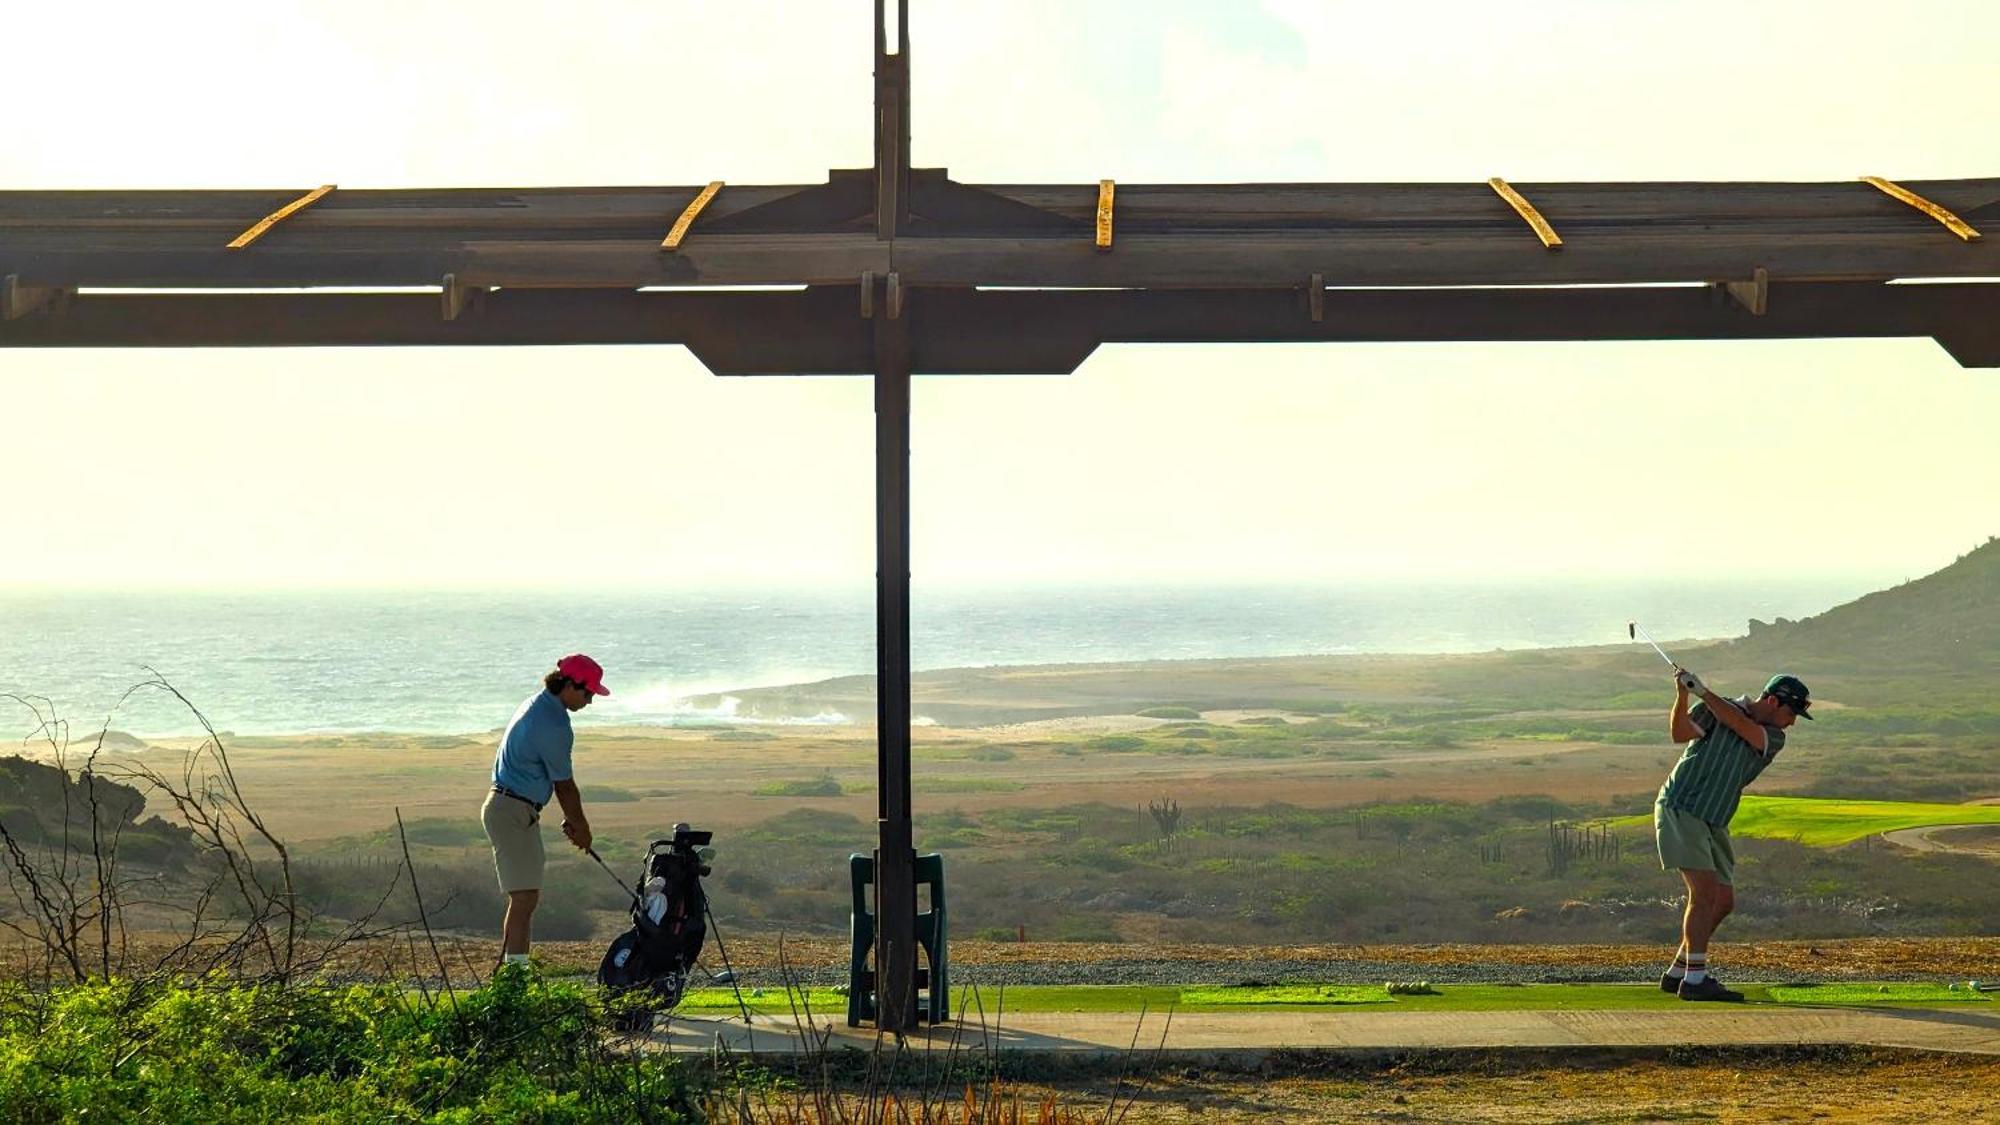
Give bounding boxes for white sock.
[1684,955,1707,985]
[503,952,530,965]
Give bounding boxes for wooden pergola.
[3,2,1994,1029]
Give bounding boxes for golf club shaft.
[585,846,645,909]
[1629,621,1679,669]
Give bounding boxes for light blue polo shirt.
[491,690,574,807]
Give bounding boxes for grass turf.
[669,981,1991,1015]
[1609,795,2000,847]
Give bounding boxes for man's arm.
[1669,679,1705,742]
[552,779,592,850]
[1690,690,1770,754]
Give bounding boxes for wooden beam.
[886,271,903,319]
[9,283,1995,371]
[226,185,335,250]
[660,181,724,251]
[1862,176,1983,242]
[1724,266,1769,316]
[1487,178,1563,249]
[2,274,68,320]
[1095,179,1115,250]
[860,270,875,318]
[1308,272,1324,323]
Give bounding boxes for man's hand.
[562,818,592,851]
[1674,667,1707,697]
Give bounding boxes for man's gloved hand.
[1674,667,1706,697]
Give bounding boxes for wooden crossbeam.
[662,181,724,251]
[226,185,335,250]
[1487,178,1563,249]
[1861,176,1983,242]
[1095,179,1115,250]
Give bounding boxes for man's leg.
[1677,868,1741,1000]
[502,889,540,958]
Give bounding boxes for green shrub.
[753,773,844,798]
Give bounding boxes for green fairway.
[669,980,1990,1015]
[1766,983,1991,1005]
[1611,795,2000,847]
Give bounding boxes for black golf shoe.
[1660,972,1682,994]
[1677,976,1744,1002]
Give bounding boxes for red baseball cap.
[556,653,610,696]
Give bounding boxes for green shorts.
[1655,803,1735,885]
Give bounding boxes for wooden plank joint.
[226,185,335,250]
[441,273,489,321]
[1861,176,1983,242]
[1724,267,1769,316]
[1308,272,1325,323]
[1094,179,1115,250]
[2,274,71,320]
[661,181,725,251]
[1487,178,1563,250]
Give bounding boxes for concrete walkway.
[652,1005,2000,1058]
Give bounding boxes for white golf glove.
[1675,668,1706,696]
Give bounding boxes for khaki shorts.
[482,790,545,893]
[1655,803,1735,885]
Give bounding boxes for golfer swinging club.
[481,654,609,965]
[1655,664,1812,1001]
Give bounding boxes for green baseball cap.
[1763,674,1812,719]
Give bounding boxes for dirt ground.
[1068,1052,2000,1123]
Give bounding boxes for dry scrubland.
[42,627,1995,963]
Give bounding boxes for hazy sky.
[5,1,1997,589]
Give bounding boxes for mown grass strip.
[669,981,1988,1015]
[1609,795,2000,847]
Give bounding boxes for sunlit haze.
[5,1,1996,589]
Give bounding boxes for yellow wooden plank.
[1862,176,1982,242]
[226,185,335,250]
[1095,179,1115,249]
[661,181,724,251]
[1487,177,1562,250]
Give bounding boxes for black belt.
[491,785,545,813]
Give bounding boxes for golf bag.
[596,825,712,1011]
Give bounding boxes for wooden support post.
[860,270,876,319]
[1861,176,1983,242]
[2,275,69,320]
[886,271,903,319]
[1095,180,1116,250]
[440,273,488,321]
[226,185,335,250]
[660,181,724,251]
[872,274,918,1036]
[1308,272,1324,323]
[1487,178,1563,249]
[1724,267,1769,316]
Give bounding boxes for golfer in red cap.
[481,653,609,964]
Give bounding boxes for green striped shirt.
[1657,697,1786,826]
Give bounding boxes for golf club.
[1628,621,1679,669]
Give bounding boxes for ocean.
[0,578,1876,738]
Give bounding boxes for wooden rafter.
[1487,178,1563,249]
[661,181,724,251]
[1862,176,1983,242]
[226,185,335,250]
